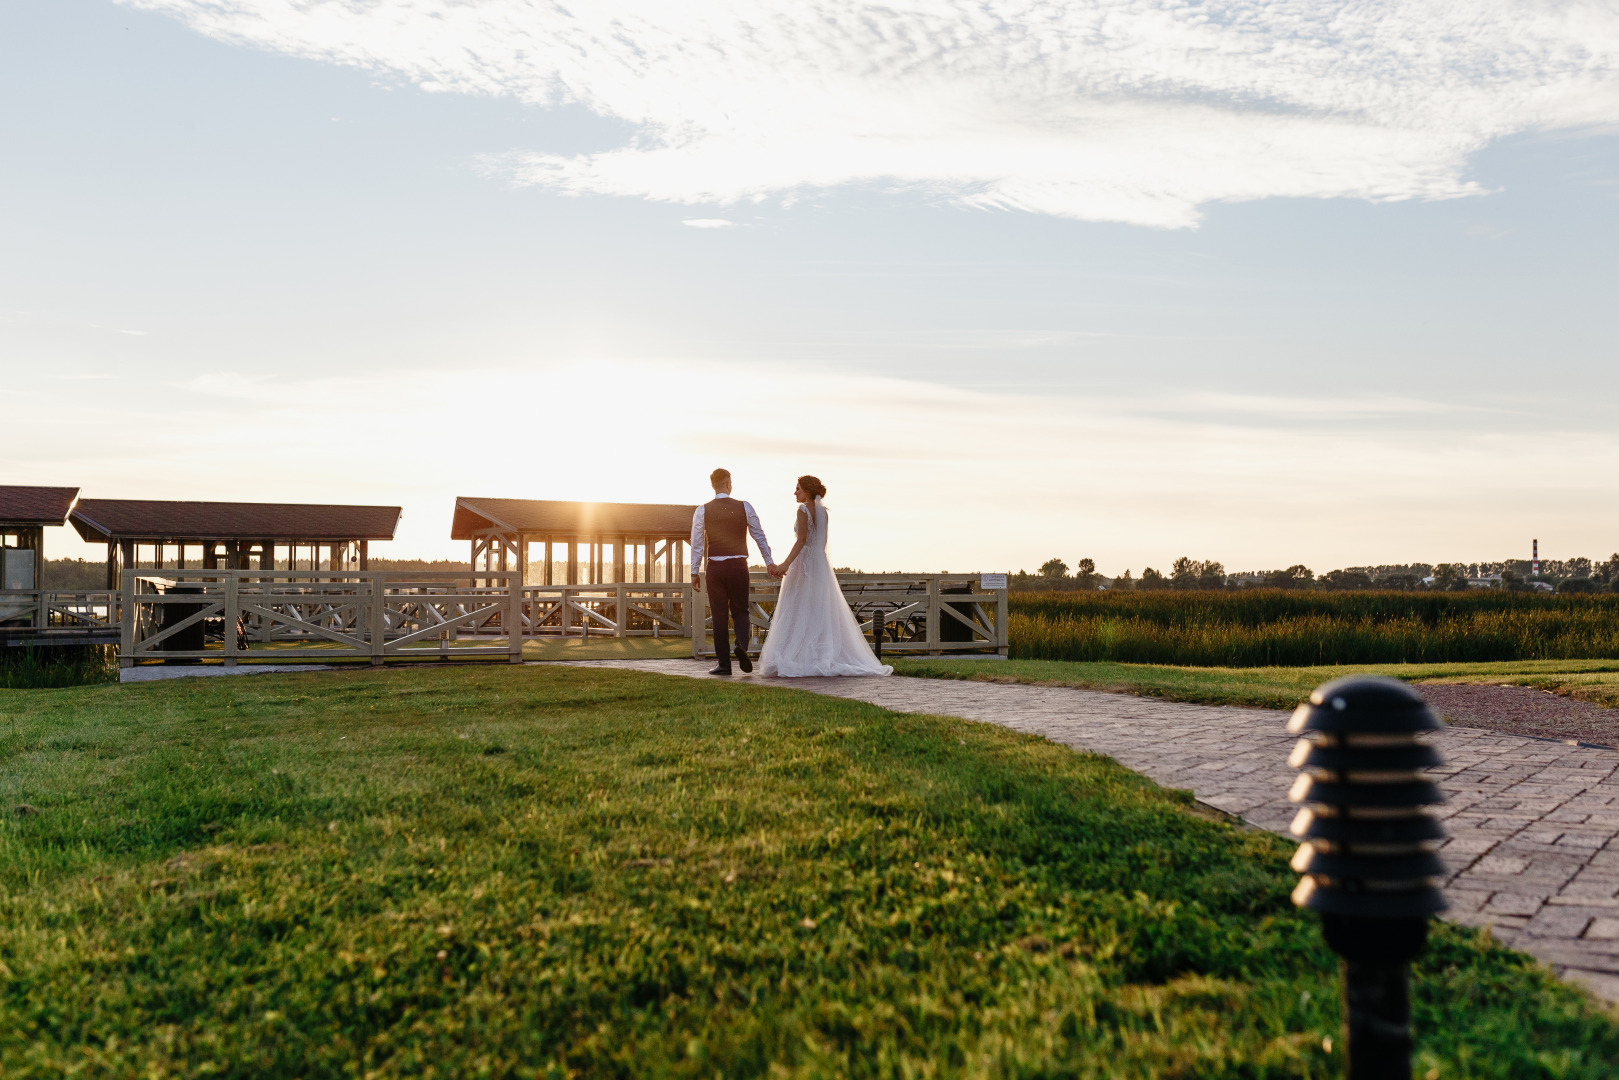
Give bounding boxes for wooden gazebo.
[70,499,401,588]
[0,486,79,590]
[452,498,696,585]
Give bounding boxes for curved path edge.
[548,658,1619,1004]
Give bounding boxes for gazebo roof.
[70,500,401,543]
[452,498,696,539]
[0,486,80,527]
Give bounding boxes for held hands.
[767,563,785,579]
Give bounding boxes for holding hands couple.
[690,468,890,679]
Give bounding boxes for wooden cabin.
[69,499,401,587]
[0,486,79,590]
[452,498,696,585]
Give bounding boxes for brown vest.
[703,497,748,558]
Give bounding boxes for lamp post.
[1287,676,1448,1080]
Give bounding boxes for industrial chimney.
[1532,538,1540,578]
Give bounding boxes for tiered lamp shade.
[1288,676,1448,919]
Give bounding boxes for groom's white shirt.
[690,492,774,573]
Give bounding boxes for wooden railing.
[0,590,121,637]
[520,584,691,639]
[691,573,1008,658]
[120,570,523,667]
[113,571,1006,666]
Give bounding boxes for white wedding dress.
[759,498,893,678]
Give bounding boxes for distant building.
[0,485,79,590]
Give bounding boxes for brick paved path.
[557,659,1619,1001]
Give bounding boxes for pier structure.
[0,485,78,590]
[70,499,402,588]
[452,498,695,586]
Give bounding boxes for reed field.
[1010,590,1619,667]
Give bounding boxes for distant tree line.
[1012,554,1619,594]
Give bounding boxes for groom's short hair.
[710,468,731,488]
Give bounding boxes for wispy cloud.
[118,1,1619,227]
[682,218,735,229]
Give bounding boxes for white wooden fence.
[0,590,121,643]
[690,573,1008,659]
[115,570,1006,666]
[121,570,523,666]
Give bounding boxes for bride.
[759,476,893,678]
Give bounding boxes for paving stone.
[1484,893,1545,917]
[1525,907,1594,938]
[1469,854,1529,874]
[563,660,1619,1002]
[1445,890,1493,915]
[1561,877,1619,901]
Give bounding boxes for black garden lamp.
[1287,676,1447,1080]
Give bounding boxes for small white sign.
[979,573,1008,590]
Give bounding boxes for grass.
[0,645,116,690]
[1,666,1615,1077]
[1012,590,1619,667]
[893,657,1619,710]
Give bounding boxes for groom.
[691,468,776,675]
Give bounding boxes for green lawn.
[893,657,1619,710]
[1,666,1615,1077]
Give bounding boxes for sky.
[4,0,1619,574]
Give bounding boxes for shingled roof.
[70,500,401,543]
[452,498,697,539]
[0,486,80,526]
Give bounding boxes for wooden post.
[509,571,524,663]
[613,539,625,584]
[370,572,385,666]
[360,540,369,571]
[996,584,1009,657]
[544,538,553,586]
[691,575,705,658]
[567,539,578,586]
[120,568,135,668]
[518,536,529,587]
[560,584,571,633]
[616,583,626,638]
[224,572,239,667]
[926,575,941,655]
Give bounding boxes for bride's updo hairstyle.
[798,475,826,499]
